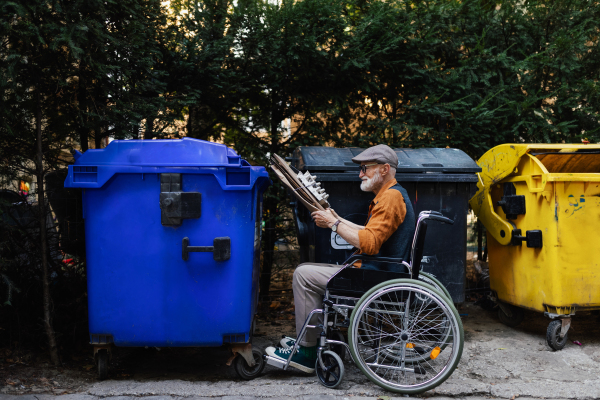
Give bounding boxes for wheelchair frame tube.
[317,297,330,371]
[317,288,353,371]
[284,308,323,371]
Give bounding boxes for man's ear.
[381,164,390,176]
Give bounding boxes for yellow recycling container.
[470,143,600,350]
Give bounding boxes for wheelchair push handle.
[420,211,454,225]
[428,215,454,225]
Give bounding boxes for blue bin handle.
[182,237,231,262]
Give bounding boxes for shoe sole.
[265,347,315,374]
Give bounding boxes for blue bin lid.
[65,138,270,190]
[70,137,246,167]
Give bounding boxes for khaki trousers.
[292,263,342,346]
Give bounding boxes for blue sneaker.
[265,346,315,373]
[280,336,296,349]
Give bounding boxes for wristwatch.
[331,220,341,232]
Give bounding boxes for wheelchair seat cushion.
[327,267,411,296]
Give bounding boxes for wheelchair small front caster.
[315,350,344,388]
[233,347,266,380]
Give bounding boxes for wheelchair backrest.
[410,219,428,279]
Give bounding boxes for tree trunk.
[186,104,212,141]
[35,89,60,366]
[259,196,278,303]
[94,128,105,149]
[259,94,282,302]
[145,116,154,139]
[186,105,196,137]
[78,61,88,152]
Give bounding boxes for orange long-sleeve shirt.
[357,178,407,255]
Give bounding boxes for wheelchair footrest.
[264,355,288,369]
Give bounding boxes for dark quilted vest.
[361,184,416,272]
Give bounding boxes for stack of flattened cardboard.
[269,153,330,212]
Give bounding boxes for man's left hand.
[311,209,337,229]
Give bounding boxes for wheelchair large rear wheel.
[348,279,463,394]
[357,275,453,364]
[418,271,451,301]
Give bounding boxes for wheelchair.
[264,211,464,395]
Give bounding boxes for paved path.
[0,396,581,400]
[3,303,600,399]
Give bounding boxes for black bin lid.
[292,147,481,173]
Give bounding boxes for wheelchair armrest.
[344,254,405,266]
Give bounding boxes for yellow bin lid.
[470,143,600,245]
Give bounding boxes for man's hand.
[313,208,361,248]
[329,208,341,220]
[311,208,337,229]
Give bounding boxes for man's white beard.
[361,169,382,192]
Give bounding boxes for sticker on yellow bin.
[430,346,441,359]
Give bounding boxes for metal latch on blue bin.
[182,237,231,261]
[160,173,201,226]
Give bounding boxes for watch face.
[332,224,337,232]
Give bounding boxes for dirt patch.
[0,347,96,394]
[0,316,299,395]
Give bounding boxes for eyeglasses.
[359,163,380,174]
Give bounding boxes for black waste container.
[291,147,481,303]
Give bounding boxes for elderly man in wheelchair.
[264,145,464,394]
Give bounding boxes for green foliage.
[163,0,242,140]
[216,0,353,156]
[150,0,600,179]
[0,0,174,155]
[3,0,600,208]
[315,0,600,158]
[176,0,600,163]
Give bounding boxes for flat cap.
[351,144,398,167]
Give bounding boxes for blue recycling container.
[65,138,270,347]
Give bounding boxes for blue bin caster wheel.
[316,350,344,389]
[96,349,108,380]
[234,348,266,380]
